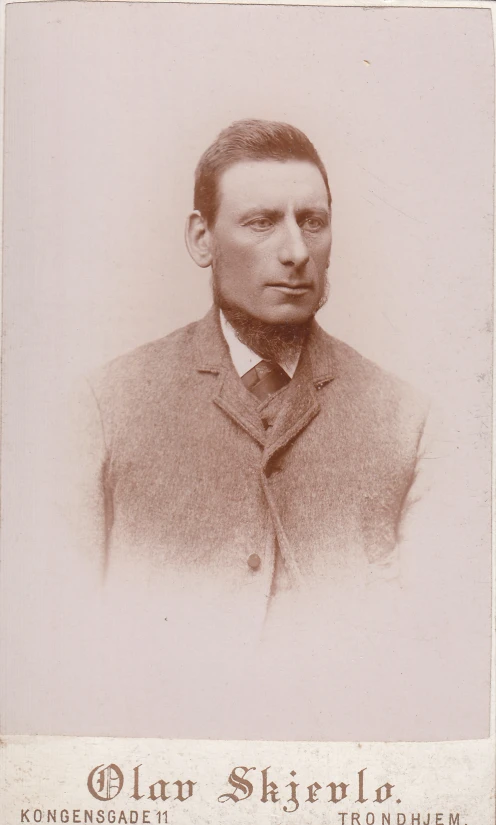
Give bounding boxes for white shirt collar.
[219,310,301,379]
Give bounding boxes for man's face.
[210,160,332,325]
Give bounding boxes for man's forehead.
[217,159,329,211]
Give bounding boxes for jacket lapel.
[213,369,267,446]
[193,307,266,446]
[261,322,335,469]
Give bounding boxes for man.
[80,119,428,631]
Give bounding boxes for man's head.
[185,119,332,338]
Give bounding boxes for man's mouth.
[270,283,313,296]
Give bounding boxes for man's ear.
[185,211,213,268]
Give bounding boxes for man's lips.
[269,283,313,295]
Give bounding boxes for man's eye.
[247,218,273,231]
[301,217,324,231]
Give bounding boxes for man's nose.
[278,220,310,268]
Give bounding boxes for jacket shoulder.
[85,322,206,432]
[317,328,430,423]
[88,320,199,398]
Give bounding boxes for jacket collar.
[193,306,231,373]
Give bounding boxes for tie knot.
[242,360,291,401]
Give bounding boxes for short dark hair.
[194,119,331,226]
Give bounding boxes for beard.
[212,271,330,365]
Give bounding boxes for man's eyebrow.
[238,205,330,221]
[295,206,330,217]
[238,207,283,221]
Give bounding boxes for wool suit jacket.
[78,306,429,629]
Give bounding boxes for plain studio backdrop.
[1,2,493,739]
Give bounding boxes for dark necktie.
[241,360,291,401]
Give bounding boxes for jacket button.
[247,553,261,570]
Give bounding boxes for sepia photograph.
[0,0,493,752]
